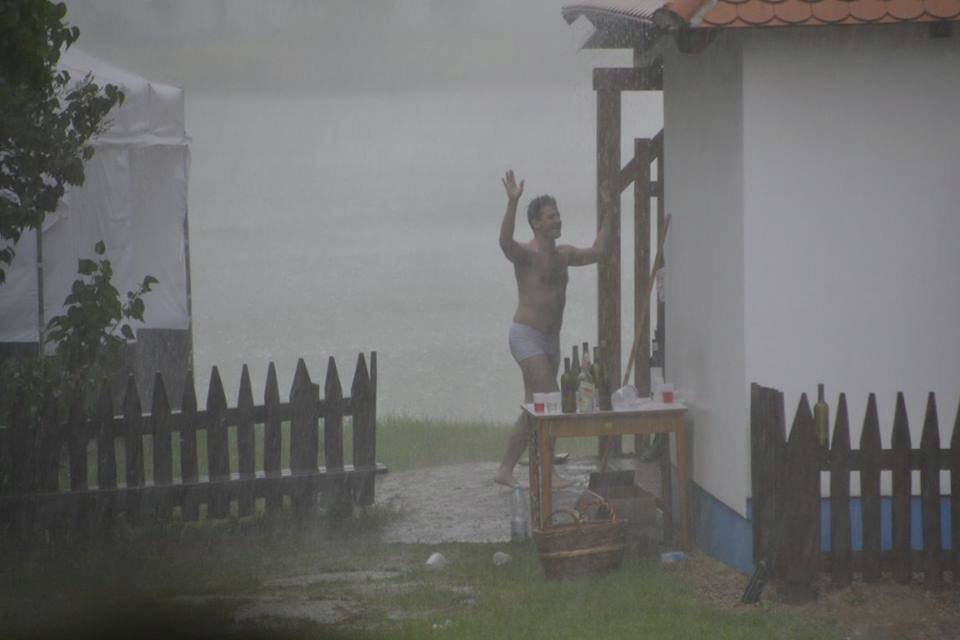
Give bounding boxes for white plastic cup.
[544,392,561,414]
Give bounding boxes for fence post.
[860,394,882,582]
[236,365,256,518]
[777,394,819,601]
[207,367,230,519]
[122,376,144,526]
[891,393,912,584]
[180,371,200,521]
[919,392,942,588]
[263,363,282,514]
[830,393,852,588]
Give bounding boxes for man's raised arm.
[499,170,527,263]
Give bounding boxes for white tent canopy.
[0,47,191,344]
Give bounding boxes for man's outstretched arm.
[564,184,617,266]
[499,170,527,263]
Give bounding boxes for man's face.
[534,204,562,239]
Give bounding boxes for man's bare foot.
[494,468,520,488]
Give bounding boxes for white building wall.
[664,24,960,516]
[663,33,750,515]
[741,25,960,472]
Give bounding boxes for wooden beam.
[615,155,661,196]
[593,66,663,93]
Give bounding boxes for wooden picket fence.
[751,383,960,591]
[0,352,383,544]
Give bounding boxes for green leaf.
[120,325,134,340]
[94,240,105,255]
[77,259,96,275]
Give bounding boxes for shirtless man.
[494,170,616,488]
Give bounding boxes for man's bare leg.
[495,354,572,488]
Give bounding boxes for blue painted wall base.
[672,467,955,576]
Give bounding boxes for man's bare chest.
[518,255,568,288]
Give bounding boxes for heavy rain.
[2,0,959,638]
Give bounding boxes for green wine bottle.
[561,357,576,414]
[814,383,829,448]
[592,346,611,411]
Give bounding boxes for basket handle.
[575,489,619,523]
[546,508,583,526]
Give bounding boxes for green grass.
[0,526,840,640]
[27,419,841,639]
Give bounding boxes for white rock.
[425,552,448,569]
[492,551,512,566]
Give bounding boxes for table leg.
[539,424,553,528]
[660,428,674,546]
[527,415,540,529]
[675,418,690,549]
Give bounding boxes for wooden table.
[524,402,691,549]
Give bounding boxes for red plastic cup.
[534,402,545,413]
[662,390,674,403]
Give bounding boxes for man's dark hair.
[527,195,556,229]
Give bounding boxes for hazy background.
[64,0,663,423]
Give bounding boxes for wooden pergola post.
[593,64,663,457]
[597,87,622,455]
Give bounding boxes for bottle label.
[578,382,595,413]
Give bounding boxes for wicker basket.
[532,492,626,580]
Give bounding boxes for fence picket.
[750,384,777,568]
[67,396,87,492]
[352,353,375,505]
[180,371,200,521]
[951,399,960,580]
[38,391,60,494]
[323,357,344,472]
[859,394,882,581]
[778,394,819,596]
[290,359,319,515]
[919,393,942,588]
[151,374,173,520]
[122,375,144,525]
[263,362,282,514]
[206,367,230,519]
[830,393,852,588]
[891,393,912,584]
[236,365,256,517]
[0,355,381,544]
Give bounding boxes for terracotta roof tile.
[888,0,927,19]
[738,0,779,22]
[565,0,960,31]
[811,0,853,21]
[850,0,892,20]
[705,0,742,23]
[927,0,960,17]
[774,0,815,23]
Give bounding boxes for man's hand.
[502,170,524,202]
